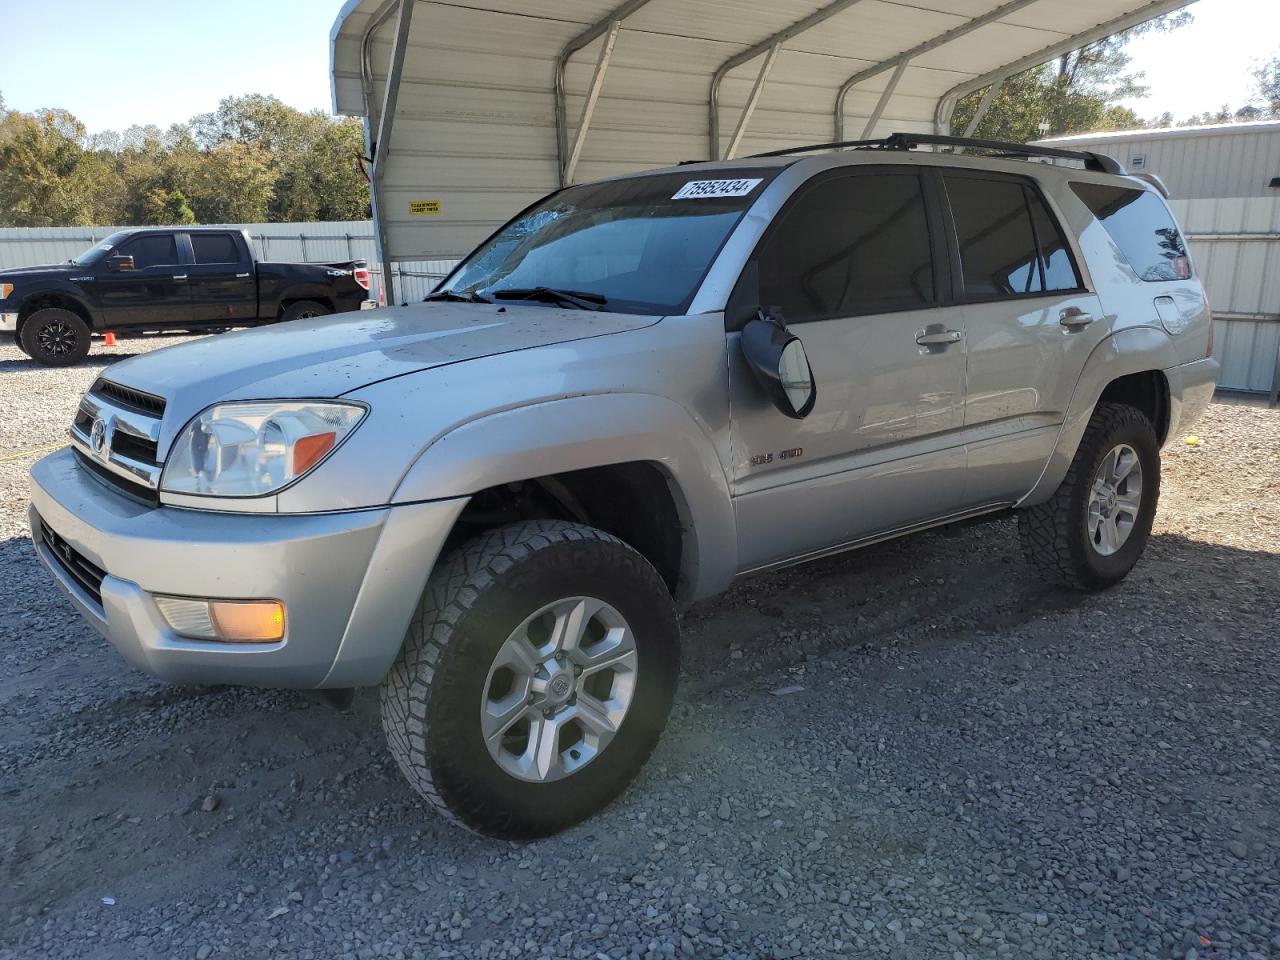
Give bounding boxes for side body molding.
[392,392,738,604]
[1022,325,1178,507]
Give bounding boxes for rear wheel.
[380,520,680,838]
[280,300,331,323]
[1018,402,1160,590]
[19,308,91,366]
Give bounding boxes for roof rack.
[746,131,1127,175]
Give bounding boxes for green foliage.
[950,12,1191,142]
[0,92,371,227]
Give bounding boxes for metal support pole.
[859,58,909,139]
[836,0,1042,140]
[563,19,620,186]
[711,0,871,160]
[555,0,655,187]
[963,75,1006,138]
[724,43,781,160]
[369,0,413,307]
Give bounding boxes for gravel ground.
[2,339,1278,960]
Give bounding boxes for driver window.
[756,172,936,322]
[115,235,178,270]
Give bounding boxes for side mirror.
[108,254,135,272]
[740,310,816,419]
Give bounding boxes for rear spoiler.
[1129,172,1171,198]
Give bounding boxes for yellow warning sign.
[409,199,442,215]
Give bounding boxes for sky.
[0,0,1277,135]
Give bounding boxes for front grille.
[74,449,160,506]
[38,517,106,608]
[109,432,159,465]
[92,379,166,417]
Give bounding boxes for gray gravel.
[2,339,1278,960]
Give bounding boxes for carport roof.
[330,0,1192,292]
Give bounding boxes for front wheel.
[19,308,91,366]
[1018,402,1161,590]
[380,520,680,838]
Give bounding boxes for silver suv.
[29,135,1218,838]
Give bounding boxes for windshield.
[70,231,129,266]
[440,169,779,314]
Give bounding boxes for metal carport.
[330,0,1193,302]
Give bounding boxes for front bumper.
[0,312,17,333]
[29,447,467,689]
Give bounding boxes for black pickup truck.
[0,227,373,366]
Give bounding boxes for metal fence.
[0,221,457,306]
[2,206,1276,399]
[1170,198,1280,400]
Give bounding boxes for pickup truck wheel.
[280,300,331,322]
[1018,402,1160,590]
[380,520,679,839]
[19,308,91,366]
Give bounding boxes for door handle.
[172,274,188,282]
[1060,307,1094,328]
[235,273,251,279]
[915,329,962,346]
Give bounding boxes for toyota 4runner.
[28,134,1219,838]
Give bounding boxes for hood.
[0,263,76,279]
[105,301,662,418]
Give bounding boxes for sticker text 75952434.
[671,179,763,200]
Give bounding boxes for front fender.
[1022,325,1178,506]
[392,392,738,603]
[17,279,102,327]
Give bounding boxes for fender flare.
[1022,325,1177,505]
[16,281,101,330]
[392,392,738,603]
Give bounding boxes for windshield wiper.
[424,289,491,304]
[490,286,607,310]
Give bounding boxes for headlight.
[161,401,367,497]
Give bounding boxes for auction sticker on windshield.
[672,179,762,200]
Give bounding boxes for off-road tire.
[380,520,680,839]
[279,300,331,323]
[1018,401,1160,590]
[19,308,91,366]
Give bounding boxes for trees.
[951,12,1191,142]
[0,90,370,228]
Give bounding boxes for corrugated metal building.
[1038,121,1280,200]
[1041,123,1280,400]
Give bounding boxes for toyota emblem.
[89,417,111,458]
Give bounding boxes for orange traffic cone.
[104,331,117,346]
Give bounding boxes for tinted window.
[116,234,177,269]
[442,169,780,315]
[946,176,1043,298]
[1026,192,1081,292]
[191,233,240,264]
[755,173,935,321]
[1071,182,1190,282]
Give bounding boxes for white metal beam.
[962,74,1006,137]
[835,0,1042,140]
[563,19,621,185]
[933,0,1197,134]
[370,0,413,305]
[860,58,909,139]
[709,0,872,160]
[724,44,781,160]
[555,0,655,187]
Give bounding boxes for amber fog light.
[155,596,285,643]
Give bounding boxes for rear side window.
[115,234,178,269]
[945,175,1079,299]
[1070,182,1190,282]
[191,233,241,265]
[755,172,935,321]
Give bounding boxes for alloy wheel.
[480,596,638,783]
[36,320,77,358]
[1088,443,1143,556]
